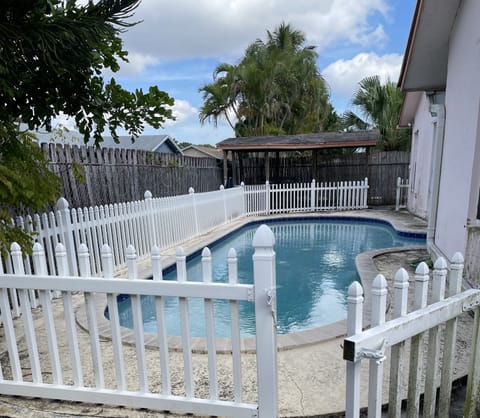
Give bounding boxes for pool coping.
[76,209,428,353]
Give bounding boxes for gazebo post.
[265,151,270,182]
[239,152,244,184]
[223,150,228,186]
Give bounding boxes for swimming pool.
[110,218,425,337]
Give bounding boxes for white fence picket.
[202,247,218,399]
[407,262,430,417]
[79,243,104,389]
[368,275,387,418]
[439,252,465,415]
[345,281,364,418]
[32,243,62,385]
[176,246,194,397]
[102,244,126,391]
[152,245,171,395]
[388,268,409,418]
[11,243,42,383]
[126,244,148,393]
[228,247,243,402]
[0,258,21,381]
[56,243,83,386]
[423,257,447,418]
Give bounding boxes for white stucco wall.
[407,93,433,219]
[434,0,480,260]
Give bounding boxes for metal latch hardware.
[266,288,277,327]
[358,339,387,364]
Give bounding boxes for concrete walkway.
[0,209,473,417]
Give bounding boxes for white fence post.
[363,178,369,208]
[265,181,270,215]
[388,268,409,418]
[189,187,199,235]
[310,179,316,211]
[57,197,78,276]
[220,185,228,222]
[395,177,401,211]
[368,274,387,418]
[345,281,364,418]
[144,190,156,248]
[252,225,277,417]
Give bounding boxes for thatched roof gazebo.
[216,130,379,185]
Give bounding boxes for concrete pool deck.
[0,208,473,417]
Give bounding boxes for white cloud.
[120,0,390,61]
[116,52,160,77]
[164,99,198,126]
[323,52,403,101]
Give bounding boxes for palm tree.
[198,23,331,137]
[343,76,410,150]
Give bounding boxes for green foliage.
[0,0,174,145]
[0,129,61,254]
[199,22,332,137]
[342,76,411,151]
[0,0,175,252]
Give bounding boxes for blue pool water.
[110,218,425,337]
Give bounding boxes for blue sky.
[60,0,417,146]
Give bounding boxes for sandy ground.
[0,248,474,418]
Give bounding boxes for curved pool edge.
[76,210,428,353]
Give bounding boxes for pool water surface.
[111,218,425,337]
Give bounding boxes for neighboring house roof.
[216,131,378,151]
[398,0,462,92]
[100,135,183,154]
[182,145,224,159]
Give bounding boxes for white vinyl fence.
[10,180,370,280]
[0,225,278,417]
[11,186,246,278]
[344,253,480,418]
[244,178,369,215]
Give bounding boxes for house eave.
[398,0,462,92]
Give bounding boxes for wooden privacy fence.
[238,151,409,205]
[0,225,278,417]
[344,253,480,417]
[43,143,223,208]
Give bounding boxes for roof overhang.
[398,0,462,92]
[216,131,378,152]
[398,91,423,127]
